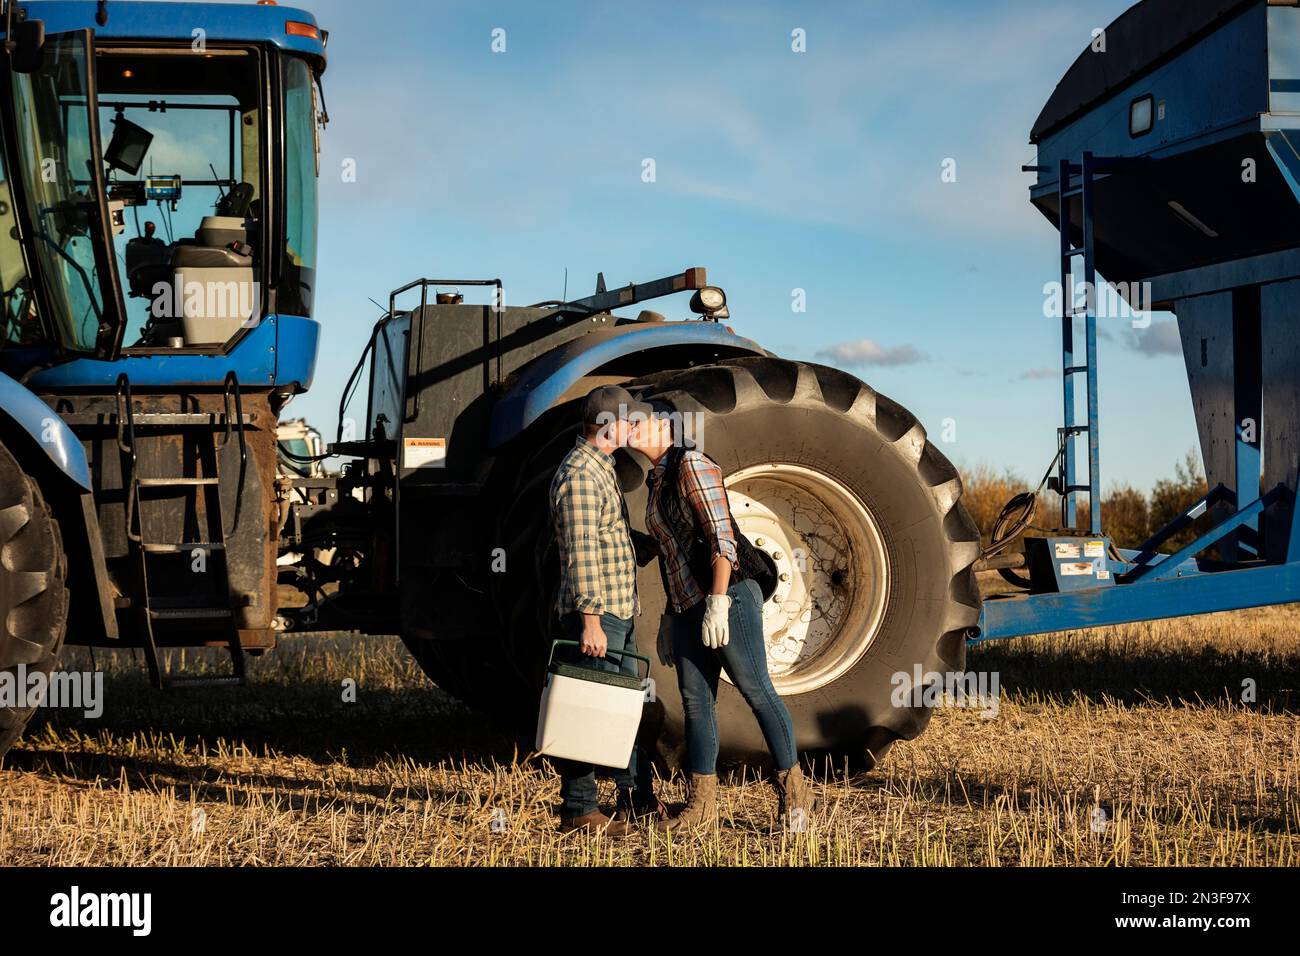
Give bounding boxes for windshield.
[7,32,112,352]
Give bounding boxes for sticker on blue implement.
[1026,535,1115,592]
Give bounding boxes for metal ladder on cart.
[1023,151,1144,536]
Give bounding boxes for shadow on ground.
[12,642,524,776]
[969,638,1299,713]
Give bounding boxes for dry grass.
[2,594,1298,866]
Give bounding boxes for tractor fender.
[0,372,91,491]
[488,321,765,448]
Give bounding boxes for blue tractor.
[0,0,982,768]
[0,0,329,751]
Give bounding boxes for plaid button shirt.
[550,437,639,619]
[645,450,739,613]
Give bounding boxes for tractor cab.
[0,0,326,364]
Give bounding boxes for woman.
[632,408,815,831]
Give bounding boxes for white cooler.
[535,640,649,767]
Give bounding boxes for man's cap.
[582,384,653,427]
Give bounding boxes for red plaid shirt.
[645,451,739,612]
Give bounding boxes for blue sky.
[293,0,1198,491]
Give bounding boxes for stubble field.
[2,582,1297,866]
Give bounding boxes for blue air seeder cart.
[979,0,1300,644]
[0,0,1294,771]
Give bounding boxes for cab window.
[96,47,264,350]
[280,55,320,318]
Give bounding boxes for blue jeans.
[554,612,654,818]
[669,578,798,775]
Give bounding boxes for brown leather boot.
[773,764,816,831]
[656,773,718,832]
[557,809,631,837]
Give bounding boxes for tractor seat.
[171,245,252,270]
[171,216,257,346]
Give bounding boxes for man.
[548,385,660,835]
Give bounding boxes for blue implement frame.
[980,477,1296,640]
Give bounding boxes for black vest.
[655,446,774,607]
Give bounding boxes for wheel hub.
[726,463,888,696]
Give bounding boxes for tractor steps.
[141,542,226,554]
[116,372,249,690]
[137,477,220,487]
[148,607,233,622]
[59,411,256,428]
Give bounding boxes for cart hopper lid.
[1031,0,1254,143]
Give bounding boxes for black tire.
[400,628,480,708]
[400,427,572,723]
[484,356,981,771]
[0,440,69,759]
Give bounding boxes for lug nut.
[780,572,791,582]
[755,537,766,548]
[773,551,783,561]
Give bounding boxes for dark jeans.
[669,577,798,775]
[554,611,654,818]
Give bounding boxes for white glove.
[701,594,732,649]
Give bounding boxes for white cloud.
[1125,318,1183,358]
[816,339,926,368]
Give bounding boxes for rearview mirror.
[8,19,45,74]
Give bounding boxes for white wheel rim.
[725,463,889,696]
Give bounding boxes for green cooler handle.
[547,639,651,682]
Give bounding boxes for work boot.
[613,788,667,825]
[557,809,631,837]
[655,773,718,832]
[773,764,816,831]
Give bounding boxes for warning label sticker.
[1060,562,1095,576]
[1084,541,1105,558]
[404,437,447,469]
[1055,542,1082,559]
